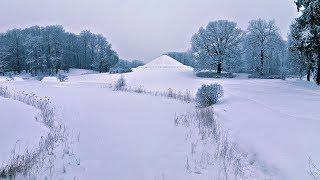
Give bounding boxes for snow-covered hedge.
[0,86,10,98]
[196,84,224,107]
[57,73,68,82]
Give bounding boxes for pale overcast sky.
[0,0,297,61]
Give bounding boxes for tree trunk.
[307,69,311,81]
[316,52,320,85]
[260,49,264,75]
[217,63,222,74]
[16,43,21,74]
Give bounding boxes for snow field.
[0,55,319,179]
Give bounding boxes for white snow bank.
[0,97,47,165]
[13,77,24,81]
[67,69,97,76]
[0,77,10,82]
[42,76,59,83]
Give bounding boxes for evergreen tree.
[288,21,315,80]
[294,0,320,84]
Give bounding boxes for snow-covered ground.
[0,55,319,179]
[0,96,47,166]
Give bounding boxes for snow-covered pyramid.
[140,55,193,70]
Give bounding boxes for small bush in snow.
[0,86,10,98]
[57,73,68,82]
[114,75,126,90]
[133,86,146,94]
[109,67,132,74]
[35,75,45,81]
[167,88,174,98]
[196,84,223,107]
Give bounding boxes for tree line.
[166,19,287,77]
[167,0,320,84]
[0,25,119,75]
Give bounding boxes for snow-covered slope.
[140,55,193,70]
[0,97,47,165]
[67,55,195,90]
[67,68,97,76]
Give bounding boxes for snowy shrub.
[196,71,236,79]
[6,74,14,81]
[109,67,132,74]
[57,73,68,82]
[0,86,11,98]
[167,88,174,98]
[133,86,146,94]
[35,75,45,81]
[183,90,192,103]
[308,157,320,180]
[196,84,223,107]
[114,75,126,90]
[175,107,270,179]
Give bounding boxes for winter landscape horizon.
[1,0,320,180]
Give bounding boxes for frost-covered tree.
[294,0,320,84]
[243,19,286,75]
[42,25,66,73]
[191,20,243,73]
[79,30,97,70]
[288,22,315,80]
[0,34,11,74]
[92,34,119,72]
[23,34,46,75]
[0,25,119,75]
[1,29,25,73]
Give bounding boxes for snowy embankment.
[0,97,46,166]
